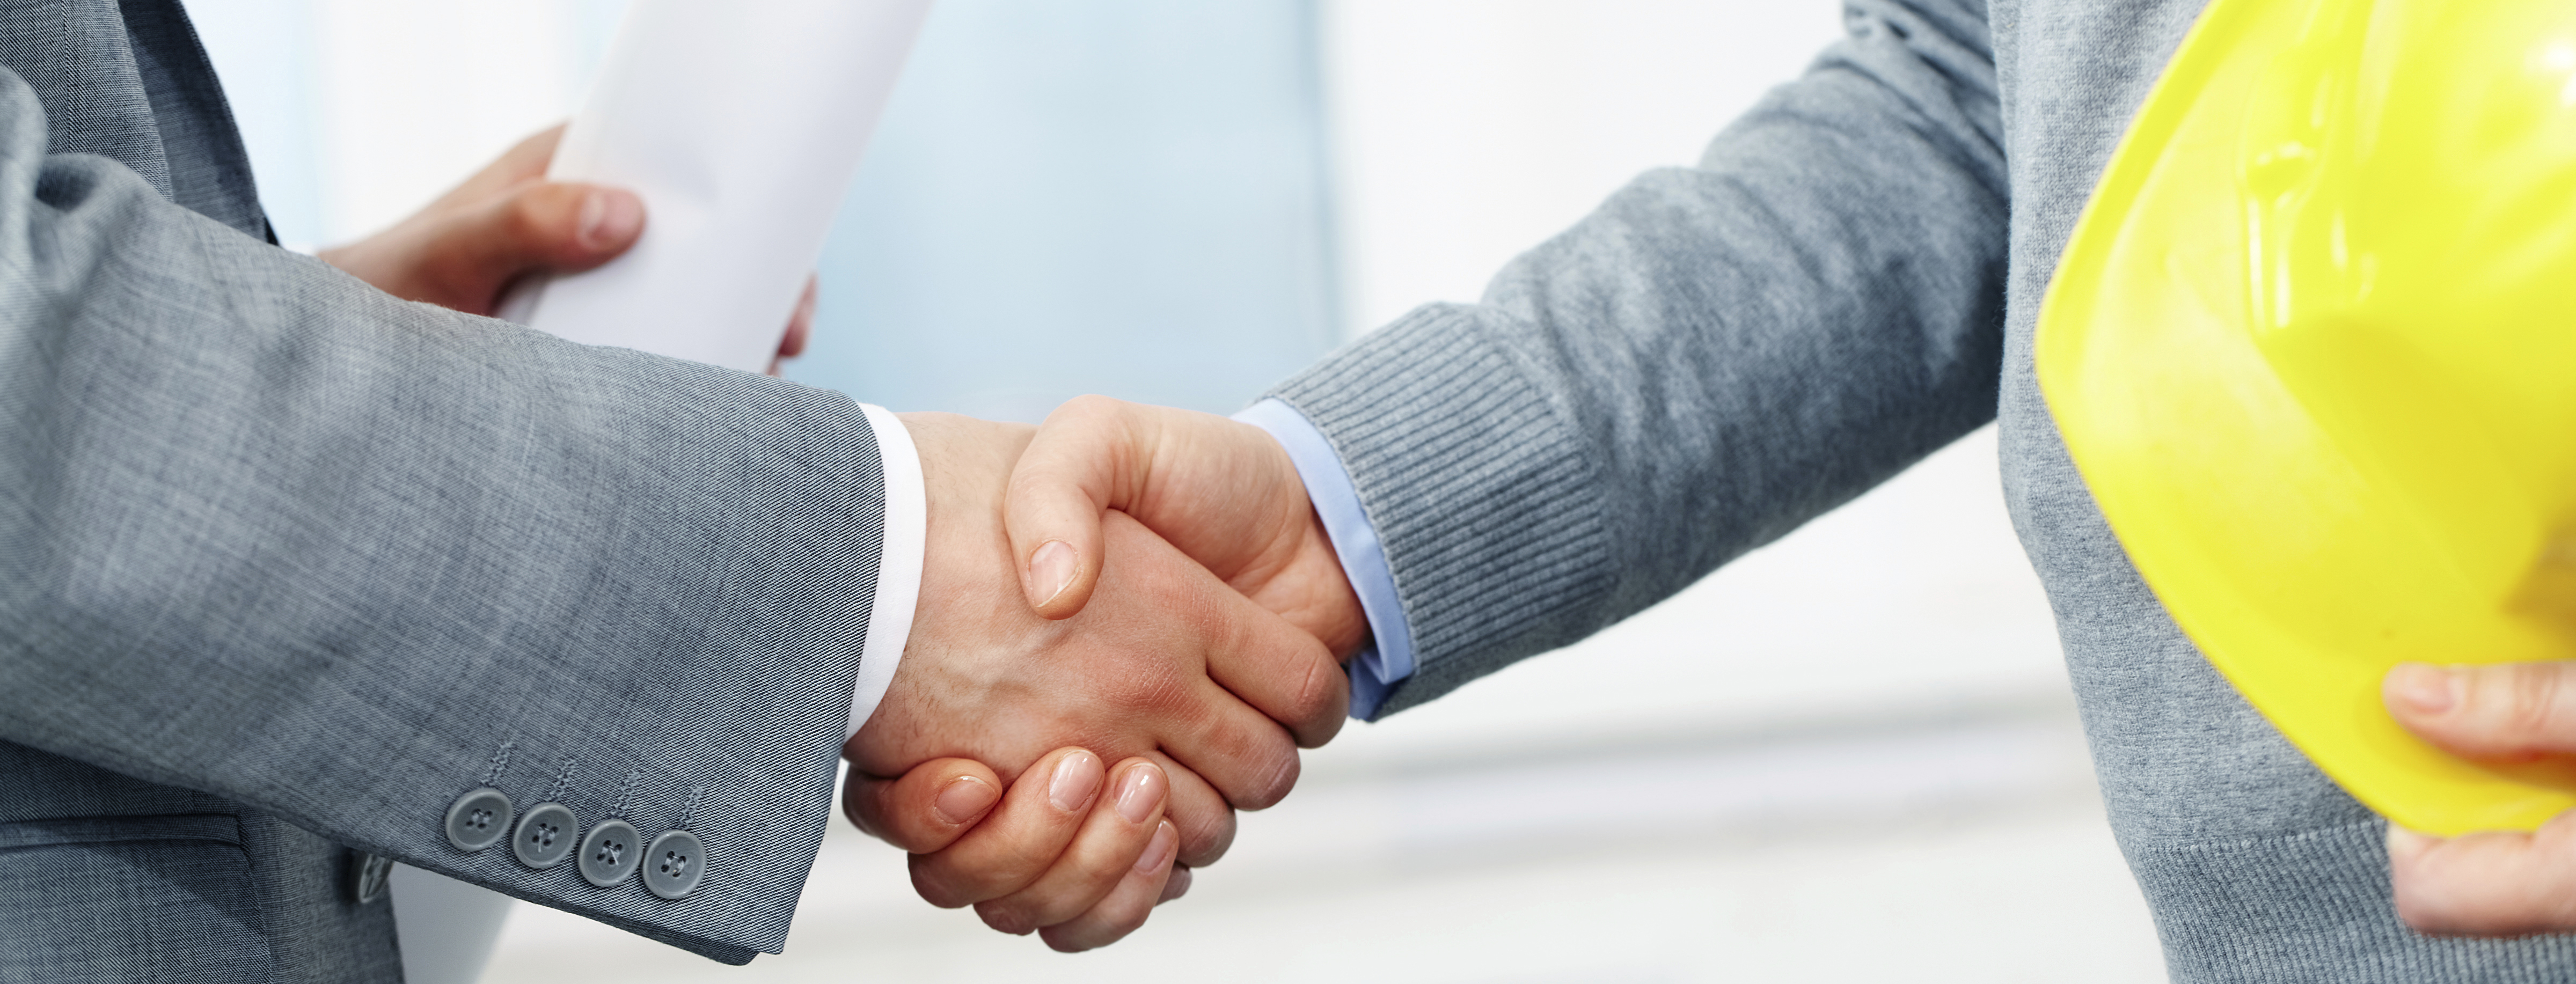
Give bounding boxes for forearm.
[1271,0,2010,715]
[0,84,882,958]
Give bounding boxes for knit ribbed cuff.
[1267,304,1611,717]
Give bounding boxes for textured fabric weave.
[1271,0,2576,978]
[0,0,889,975]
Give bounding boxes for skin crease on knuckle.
[982,801,1167,931]
[1167,707,1297,811]
[910,796,1088,905]
[982,850,1136,933]
[2501,664,2566,757]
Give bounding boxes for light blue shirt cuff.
[1233,398,1416,720]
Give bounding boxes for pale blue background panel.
[785,0,1342,422]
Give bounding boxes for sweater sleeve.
[1269,0,2008,717]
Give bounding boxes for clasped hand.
[841,409,1352,950]
[2381,661,2576,936]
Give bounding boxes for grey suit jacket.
[1274,0,2576,979]
[0,1,890,978]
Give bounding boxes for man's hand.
[314,124,815,371]
[317,125,640,317]
[2381,660,2576,935]
[845,399,1366,949]
[858,411,1347,790]
[846,748,1189,951]
[846,412,1346,942]
[1004,395,1368,657]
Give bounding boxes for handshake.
[321,127,1371,953]
[841,403,1363,951]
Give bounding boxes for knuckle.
[2502,665,2569,749]
[1042,891,1154,953]
[1057,393,1123,425]
[983,838,1063,888]
[1235,744,1301,811]
[501,188,559,241]
[1290,655,1348,746]
[2386,843,2478,936]
[1103,665,1186,718]
[1174,806,1235,867]
[975,898,1038,936]
[1077,900,1153,952]
[908,857,973,909]
[840,787,879,838]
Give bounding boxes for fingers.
[1198,577,1349,748]
[336,180,646,315]
[909,748,1104,908]
[427,180,642,314]
[1095,512,1306,807]
[1159,680,1300,811]
[475,181,647,281]
[1036,820,1182,952]
[1006,395,1153,620]
[1149,750,1236,867]
[841,758,1000,854]
[2389,816,2576,935]
[2385,661,2576,761]
[975,758,1171,935]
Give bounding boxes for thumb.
[843,758,1005,853]
[1006,395,1162,620]
[2385,660,2576,761]
[471,181,646,281]
[422,182,645,314]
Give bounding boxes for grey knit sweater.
[1271,0,2576,978]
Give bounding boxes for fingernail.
[1113,762,1165,825]
[579,189,643,249]
[1048,751,1103,813]
[1029,541,1077,607]
[1135,820,1179,875]
[2388,663,2459,715]
[932,775,997,826]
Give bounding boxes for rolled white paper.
[504,0,935,372]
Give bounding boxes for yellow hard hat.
[2039,0,2576,835]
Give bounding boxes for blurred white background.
[186,1,2168,980]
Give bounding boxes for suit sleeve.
[1269,0,2009,717]
[0,72,877,962]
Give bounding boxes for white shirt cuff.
[848,403,925,740]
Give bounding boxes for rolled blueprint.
[502,0,935,371]
[400,5,934,984]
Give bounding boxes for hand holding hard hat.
[2039,0,2576,928]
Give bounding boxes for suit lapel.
[0,0,268,239]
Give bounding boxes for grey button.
[444,787,513,852]
[512,802,578,869]
[641,829,705,900]
[577,819,642,887]
[352,851,393,904]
